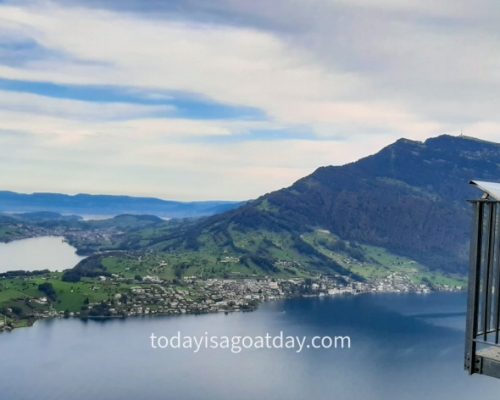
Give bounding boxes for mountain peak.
[387,133,498,150]
[422,133,499,148]
[187,133,500,275]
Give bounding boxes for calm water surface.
[1,293,499,400]
[0,236,83,272]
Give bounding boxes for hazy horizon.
[0,132,475,202]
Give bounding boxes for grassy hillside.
[65,227,464,289]
[164,135,498,275]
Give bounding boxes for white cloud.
[0,90,174,120]
[0,112,232,146]
[1,0,500,199]
[0,1,443,136]
[0,128,388,200]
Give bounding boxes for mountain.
[162,135,500,275]
[0,191,240,218]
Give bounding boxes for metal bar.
[466,201,484,373]
[479,203,489,341]
[483,203,496,340]
[474,339,500,349]
[493,203,500,345]
[477,328,500,336]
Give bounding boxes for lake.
[1,292,499,399]
[0,236,84,272]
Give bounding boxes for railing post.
[465,201,483,374]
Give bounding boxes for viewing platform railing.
[465,199,500,378]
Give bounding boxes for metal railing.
[465,200,500,377]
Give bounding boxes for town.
[0,270,462,333]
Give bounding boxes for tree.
[38,282,57,301]
[62,270,81,282]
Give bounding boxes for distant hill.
[0,191,241,218]
[160,135,500,274]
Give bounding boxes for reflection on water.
[0,236,83,272]
[1,292,499,400]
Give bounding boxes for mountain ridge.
[0,191,241,218]
[164,134,500,274]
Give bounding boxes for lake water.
[0,236,83,272]
[1,292,499,400]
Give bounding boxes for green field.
[301,230,465,288]
[0,274,135,313]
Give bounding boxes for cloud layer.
[0,0,499,200]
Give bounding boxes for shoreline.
[0,285,464,334]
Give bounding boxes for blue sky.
[0,0,499,200]
[0,78,267,120]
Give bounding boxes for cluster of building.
[0,269,463,332]
[81,278,289,318]
[368,271,462,294]
[72,271,461,320]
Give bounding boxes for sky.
[1,0,500,201]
